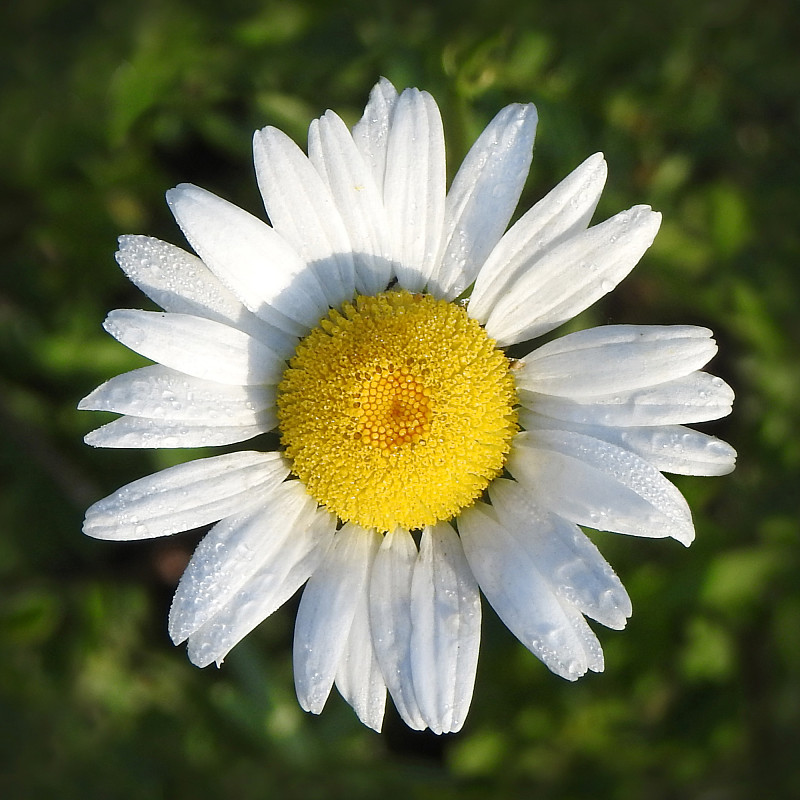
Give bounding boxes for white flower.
[81,79,736,734]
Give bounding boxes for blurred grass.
[1,0,799,797]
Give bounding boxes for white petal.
[309,111,393,295]
[507,429,695,545]
[519,412,737,476]
[521,371,735,427]
[516,325,717,397]
[84,415,273,449]
[335,530,386,732]
[459,502,602,680]
[169,480,317,644]
[383,88,446,291]
[186,507,336,667]
[83,451,288,541]
[166,183,329,334]
[253,126,355,307]
[351,77,399,191]
[293,524,375,715]
[368,529,426,730]
[469,153,607,322]
[430,103,538,299]
[79,365,275,424]
[103,310,284,386]
[488,479,631,629]
[484,205,661,346]
[410,523,481,735]
[114,235,296,356]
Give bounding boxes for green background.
[2,0,798,797]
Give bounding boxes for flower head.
[81,79,736,733]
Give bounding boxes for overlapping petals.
[83,451,289,540]
[82,78,735,734]
[186,506,335,669]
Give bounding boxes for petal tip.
[674,525,696,547]
[83,428,106,448]
[165,183,200,210]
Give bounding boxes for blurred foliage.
[1,0,799,797]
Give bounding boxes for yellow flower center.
[277,290,517,532]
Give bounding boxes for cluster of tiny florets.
[354,363,433,456]
[277,290,518,532]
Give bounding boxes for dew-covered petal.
[483,205,661,346]
[351,77,399,191]
[309,110,393,295]
[469,153,607,322]
[563,602,604,673]
[83,451,288,541]
[488,479,631,629]
[166,183,328,334]
[516,325,718,398]
[84,415,274,449]
[507,429,695,545]
[335,530,386,732]
[430,103,538,299]
[103,310,284,386]
[169,480,317,644]
[459,501,603,680]
[368,529,426,730]
[79,365,276,424]
[383,88,446,291]
[521,371,735,427]
[253,126,355,307]
[293,524,376,715]
[114,235,297,356]
[410,523,481,735]
[115,234,236,319]
[186,507,336,667]
[519,412,737,476]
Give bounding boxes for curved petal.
[410,523,481,735]
[459,501,603,680]
[186,507,336,667]
[521,371,735,427]
[469,153,607,322]
[84,415,274,449]
[166,183,328,334]
[103,310,285,386]
[334,530,386,732]
[484,205,661,346]
[351,77,399,192]
[309,111,393,295]
[430,102,538,299]
[383,88,446,291]
[507,429,695,545]
[488,479,631,629]
[114,235,297,356]
[169,480,317,644]
[253,125,355,307]
[519,412,737,476]
[516,325,717,398]
[83,451,288,541]
[79,365,275,423]
[368,529,426,730]
[293,524,375,715]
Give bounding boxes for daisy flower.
[81,78,736,733]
